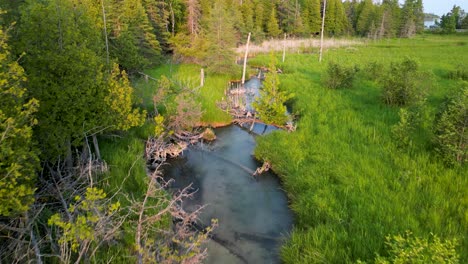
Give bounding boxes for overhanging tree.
[0,22,39,216]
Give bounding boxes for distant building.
[424,19,438,29]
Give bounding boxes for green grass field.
[250,35,468,263]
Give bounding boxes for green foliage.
[267,7,282,37]
[103,63,146,131]
[253,53,292,126]
[0,24,38,216]
[18,0,107,159]
[363,61,385,81]
[392,108,415,148]
[204,0,238,74]
[400,0,424,37]
[48,187,120,254]
[381,57,426,106]
[392,100,428,149]
[324,62,359,89]
[448,64,468,81]
[107,0,162,71]
[153,114,165,136]
[374,231,459,264]
[433,84,467,166]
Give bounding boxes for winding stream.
[163,125,293,263]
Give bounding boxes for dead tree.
[132,168,217,264]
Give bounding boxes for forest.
[0,0,467,263]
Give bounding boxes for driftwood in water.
[145,137,188,166]
[253,161,271,177]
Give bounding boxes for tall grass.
[252,35,468,263]
[133,62,232,125]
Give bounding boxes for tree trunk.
[92,134,101,161]
[65,138,73,170]
[200,68,205,87]
[282,33,286,63]
[241,32,251,85]
[319,0,327,63]
[101,0,110,66]
[249,113,256,132]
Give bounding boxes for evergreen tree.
[267,7,282,37]
[322,0,348,35]
[356,0,377,36]
[0,22,38,216]
[143,0,171,52]
[400,0,424,37]
[439,13,457,34]
[381,0,401,37]
[204,0,237,74]
[253,53,292,125]
[107,0,161,71]
[461,15,468,29]
[18,0,106,160]
[241,0,255,35]
[433,83,467,166]
[253,0,266,39]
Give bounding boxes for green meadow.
[250,35,468,263]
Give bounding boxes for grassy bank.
[250,35,468,262]
[133,62,232,126]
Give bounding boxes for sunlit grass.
[252,35,468,263]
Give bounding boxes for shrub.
[392,108,415,149]
[374,231,459,264]
[447,64,468,81]
[433,83,467,166]
[392,100,430,149]
[323,62,359,89]
[363,61,385,81]
[380,57,427,106]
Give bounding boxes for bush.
[433,83,467,166]
[380,57,427,106]
[374,231,459,264]
[323,62,359,89]
[447,64,468,81]
[362,61,385,81]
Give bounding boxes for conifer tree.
[253,53,292,125]
[0,22,38,216]
[204,0,237,74]
[107,0,161,71]
[400,0,424,37]
[267,7,282,37]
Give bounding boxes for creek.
[163,126,293,263]
[162,77,293,263]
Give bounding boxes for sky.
[401,0,468,16]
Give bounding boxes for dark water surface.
[163,125,293,264]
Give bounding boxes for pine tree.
[400,0,424,37]
[434,84,467,166]
[240,0,255,35]
[356,0,376,36]
[253,53,292,125]
[267,7,282,37]
[204,0,237,74]
[107,0,161,71]
[143,0,171,52]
